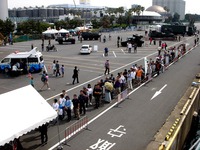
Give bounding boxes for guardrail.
[61,116,88,148]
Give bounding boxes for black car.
[121,35,144,47]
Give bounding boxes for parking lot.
[0,30,188,100]
[0,30,196,149]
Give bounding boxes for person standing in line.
[72,94,80,120]
[104,60,110,75]
[87,84,93,105]
[59,94,66,120]
[31,44,33,49]
[136,66,144,85]
[93,84,102,109]
[39,124,48,145]
[65,96,72,122]
[127,70,133,90]
[78,90,86,115]
[61,65,64,77]
[72,66,79,84]
[52,99,59,125]
[55,61,61,77]
[83,87,89,108]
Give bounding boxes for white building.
[152,0,185,20]
[0,0,8,20]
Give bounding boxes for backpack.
[41,74,46,82]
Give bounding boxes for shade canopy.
[58,29,69,33]
[0,85,57,146]
[42,29,58,34]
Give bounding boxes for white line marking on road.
[151,84,167,100]
[121,49,125,54]
[113,51,116,57]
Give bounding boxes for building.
[0,0,8,20]
[79,0,90,5]
[152,0,185,20]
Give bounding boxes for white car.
[80,45,92,54]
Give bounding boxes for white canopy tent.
[58,29,69,33]
[0,85,57,146]
[42,29,58,34]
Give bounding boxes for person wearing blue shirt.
[65,96,72,122]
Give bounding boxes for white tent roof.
[42,29,58,34]
[58,29,69,33]
[0,85,57,146]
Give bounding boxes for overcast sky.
[8,0,200,14]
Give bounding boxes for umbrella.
[104,82,113,92]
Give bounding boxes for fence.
[63,116,88,146]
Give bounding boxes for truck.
[81,32,101,40]
[0,47,44,74]
[148,30,176,40]
[121,34,144,47]
[55,33,76,44]
[161,25,187,36]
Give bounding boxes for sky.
[7,0,200,14]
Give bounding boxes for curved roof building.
[132,11,163,23]
[146,5,166,14]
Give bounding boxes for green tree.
[100,16,110,28]
[172,12,180,22]
[0,19,15,37]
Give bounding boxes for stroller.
[46,45,58,52]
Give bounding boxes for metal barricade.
[63,116,88,146]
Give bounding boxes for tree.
[0,19,15,37]
[172,12,180,22]
[100,16,110,28]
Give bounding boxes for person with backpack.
[40,71,50,90]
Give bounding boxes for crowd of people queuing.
[50,37,194,124]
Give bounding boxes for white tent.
[0,85,57,146]
[58,29,69,33]
[42,29,58,34]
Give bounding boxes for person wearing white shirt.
[127,42,132,53]
[127,70,133,90]
[131,68,136,85]
[59,94,66,120]
[52,99,59,124]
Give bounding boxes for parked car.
[80,45,92,54]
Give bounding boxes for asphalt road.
[0,30,198,150]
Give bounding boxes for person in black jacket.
[39,124,48,145]
[78,90,86,115]
[93,84,102,109]
[72,66,79,84]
